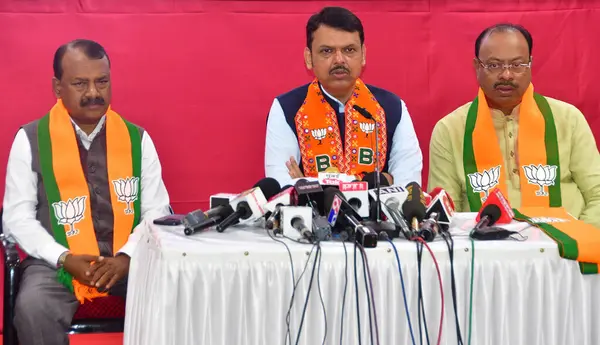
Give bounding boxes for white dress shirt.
[264,87,423,188]
[2,116,171,266]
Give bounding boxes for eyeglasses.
[478,59,531,74]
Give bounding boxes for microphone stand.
[353,105,397,238]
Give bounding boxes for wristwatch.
[57,251,70,267]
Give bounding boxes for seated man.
[264,6,422,187]
[428,23,600,226]
[1,39,171,345]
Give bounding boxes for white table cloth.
[124,213,600,345]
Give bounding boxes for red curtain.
[1,0,599,212]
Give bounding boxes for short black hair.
[306,7,364,49]
[474,23,533,58]
[53,39,110,80]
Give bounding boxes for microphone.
[425,187,456,232]
[264,185,296,231]
[419,212,440,242]
[324,187,378,248]
[383,198,412,238]
[353,105,382,223]
[280,206,314,241]
[339,181,370,218]
[295,179,331,241]
[476,188,515,225]
[216,177,281,232]
[183,205,235,235]
[402,181,427,233]
[473,204,502,230]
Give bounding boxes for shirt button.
[510,151,515,157]
[508,132,513,138]
[94,186,101,194]
[513,168,519,174]
[88,164,96,173]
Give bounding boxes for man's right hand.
[62,254,99,287]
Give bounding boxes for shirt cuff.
[116,239,137,258]
[40,242,70,267]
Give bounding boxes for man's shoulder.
[541,95,584,119]
[365,83,402,104]
[436,102,472,128]
[276,83,311,103]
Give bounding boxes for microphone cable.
[415,240,431,345]
[357,242,380,345]
[467,239,475,345]
[284,243,316,345]
[413,237,445,345]
[354,241,363,345]
[294,244,321,345]
[441,230,464,345]
[316,242,327,345]
[339,240,349,345]
[386,237,417,345]
[266,228,296,345]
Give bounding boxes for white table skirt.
[123,213,600,345]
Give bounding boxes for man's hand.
[382,172,394,186]
[85,254,131,290]
[286,157,304,179]
[63,254,99,287]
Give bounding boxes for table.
[123,213,600,345]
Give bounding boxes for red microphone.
[475,188,514,225]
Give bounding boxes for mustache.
[494,81,517,89]
[80,97,105,107]
[329,66,350,74]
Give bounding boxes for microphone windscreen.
[402,181,426,222]
[401,200,426,222]
[361,172,390,189]
[481,204,502,226]
[254,177,281,200]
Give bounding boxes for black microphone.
[473,204,502,230]
[323,187,378,247]
[419,212,439,242]
[353,105,382,222]
[183,205,235,235]
[295,179,331,241]
[216,178,281,232]
[291,215,313,241]
[401,181,427,233]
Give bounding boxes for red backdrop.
[1,0,599,213]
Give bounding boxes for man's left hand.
[86,254,131,290]
[382,172,394,185]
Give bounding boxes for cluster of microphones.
[180,169,518,246]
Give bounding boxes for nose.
[498,67,513,80]
[86,83,100,98]
[333,50,344,63]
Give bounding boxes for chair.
[0,208,125,345]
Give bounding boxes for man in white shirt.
[1,39,171,345]
[264,6,422,188]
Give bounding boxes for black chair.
[0,208,125,345]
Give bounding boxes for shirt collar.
[320,85,346,113]
[70,115,106,142]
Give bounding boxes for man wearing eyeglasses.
[428,23,600,226]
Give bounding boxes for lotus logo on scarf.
[359,122,374,137]
[467,165,500,202]
[112,177,140,214]
[311,128,327,145]
[52,197,87,237]
[522,164,558,196]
